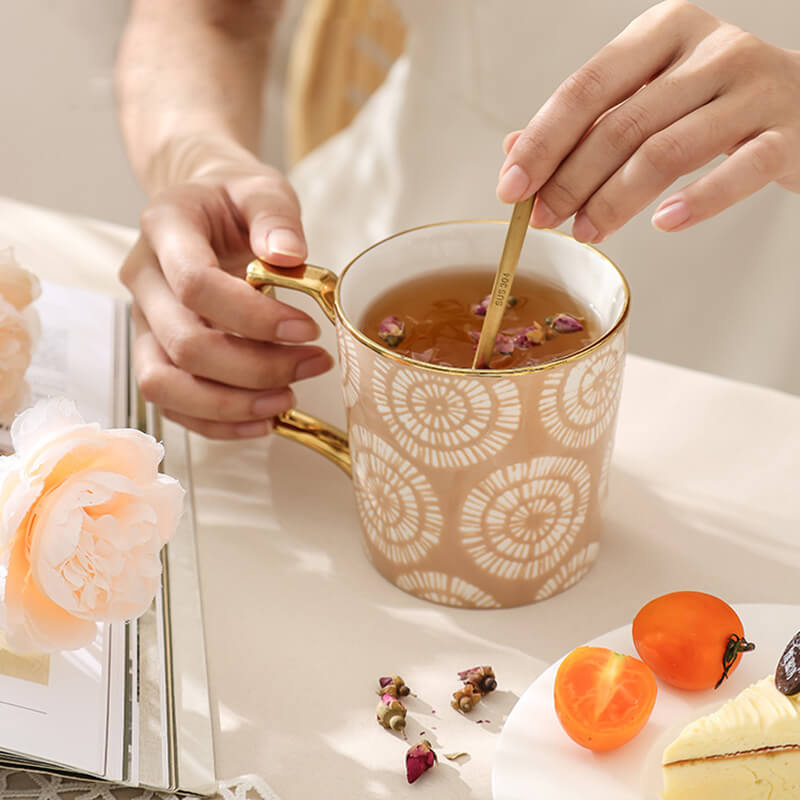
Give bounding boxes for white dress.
[290,0,800,395]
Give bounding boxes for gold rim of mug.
[334,220,631,376]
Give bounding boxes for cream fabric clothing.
[289,0,800,395]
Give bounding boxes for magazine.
[0,282,216,795]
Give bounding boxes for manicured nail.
[572,212,599,243]
[652,199,690,231]
[276,318,320,342]
[531,197,559,228]
[252,390,292,417]
[294,353,333,381]
[268,228,306,259]
[496,164,531,203]
[235,419,273,438]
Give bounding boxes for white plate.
[492,603,800,800]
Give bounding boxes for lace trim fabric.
[0,771,282,800]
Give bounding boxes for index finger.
[497,1,693,203]
[141,204,320,344]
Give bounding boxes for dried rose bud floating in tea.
[378,315,405,347]
[359,267,599,369]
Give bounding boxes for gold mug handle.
[246,259,352,476]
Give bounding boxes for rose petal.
[3,531,96,653]
[10,397,85,457]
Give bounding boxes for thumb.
[228,171,308,267]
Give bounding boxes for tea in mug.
[359,266,599,369]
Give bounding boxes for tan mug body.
[247,222,630,609]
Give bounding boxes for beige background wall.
[0,0,302,227]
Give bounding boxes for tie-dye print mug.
[246,222,629,609]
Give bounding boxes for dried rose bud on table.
[406,739,437,784]
[458,665,497,694]
[451,683,482,713]
[377,675,411,697]
[376,692,407,731]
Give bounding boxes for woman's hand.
[121,162,333,440]
[497,0,800,241]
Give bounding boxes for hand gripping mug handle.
[246,259,352,477]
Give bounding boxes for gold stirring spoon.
[471,195,536,369]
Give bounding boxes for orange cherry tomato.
[553,646,657,751]
[632,591,755,691]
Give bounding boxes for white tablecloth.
[2,196,799,799]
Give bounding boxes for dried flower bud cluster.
[451,665,498,713]
[378,315,406,347]
[405,739,437,783]
[374,676,438,784]
[469,297,584,356]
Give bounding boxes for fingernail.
[572,212,600,243]
[268,228,306,259]
[496,164,530,203]
[532,198,559,228]
[235,419,273,438]
[294,353,333,381]
[276,318,320,342]
[652,199,690,231]
[252,390,292,417]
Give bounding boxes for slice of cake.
[662,675,800,799]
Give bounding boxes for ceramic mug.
[246,221,629,609]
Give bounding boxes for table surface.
[2,196,799,800]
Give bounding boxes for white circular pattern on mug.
[336,323,360,407]
[460,456,591,581]
[350,425,443,565]
[539,334,625,449]
[534,542,600,601]
[395,571,501,608]
[372,360,521,469]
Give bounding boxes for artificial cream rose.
[0,248,41,311]
[0,249,40,426]
[0,297,36,426]
[0,398,184,653]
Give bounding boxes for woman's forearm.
[114,0,284,195]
